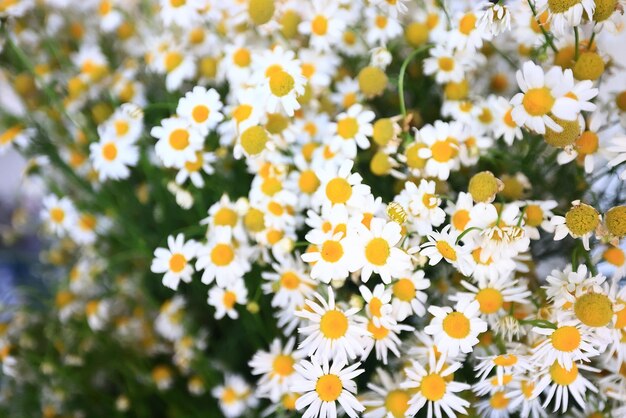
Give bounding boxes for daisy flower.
[537,0,595,34]
[394,179,446,235]
[446,191,475,232]
[207,278,248,320]
[41,195,77,236]
[312,160,372,211]
[100,103,144,144]
[150,233,197,291]
[455,275,531,321]
[158,0,203,27]
[532,322,600,371]
[533,361,599,413]
[364,8,402,46]
[362,369,412,418]
[363,317,413,365]
[423,46,467,84]
[492,96,523,146]
[477,2,512,36]
[89,135,139,181]
[359,284,394,328]
[195,226,250,287]
[176,86,224,136]
[298,1,347,53]
[448,10,491,51]
[295,287,369,363]
[151,117,204,169]
[551,200,601,250]
[424,299,488,358]
[301,230,358,283]
[522,200,558,240]
[510,61,579,134]
[330,104,374,159]
[606,135,626,179]
[291,357,365,418]
[212,374,258,418]
[416,121,464,180]
[418,225,474,277]
[261,253,315,309]
[249,338,304,402]
[390,270,431,321]
[175,151,217,188]
[352,218,411,284]
[401,350,471,418]
[475,349,532,386]
[254,46,306,117]
[507,376,546,418]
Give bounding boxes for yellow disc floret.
[605,206,626,238]
[469,171,501,203]
[565,203,599,236]
[240,126,269,156]
[248,0,275,25]
[358,66,388,97]
[573,52,605,81]
[574,293,614,327]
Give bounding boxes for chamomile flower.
[424,299,488,358]
[364,8,402,46]
[418,225,474,276]
[296,287,369,363]
[151,117,204,169]
[533,361,599,413]
[331,104,374,158]
[208,278,248,320]
[475,349,532,386]
[249,338,304,402]
[41,195,77,236]
[446,191,475,232]
[359,284,393,328]
[417,121,463,180]
[557,111,609,174]
[607,135,626,179]
[175,151,217,188]
[551,200,601,250]
[298,1,347,53]
[151,233,197,291]
[477,2,512,36]
[362,369,412,418]
[301,230,357,283]
[522,200,558,240]
[510,61,579,134]
[213,374,258,418]
[455,276,531,322]
[158,0,203,27]
[291,357,365,418]
[352,218,411,284]
[532,322,600,371]
[176,86,224,136]
[395,179,446,235]
[261,253,315,308]
[312,160,372,212]
[390,270,431,321]
[89,136,139,181]
[195,226,250,287]
[537,0,595,34]
[424,46,467,84]
[401,350,471,418]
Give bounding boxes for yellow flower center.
[551,326,581,352]
[0,125,22,145]
[320,240,344,263]
[281,393,297,410]
[240,126,269,156]
[494,354,518,367]
[211,244,235,266]
[169,253,186,273]
[442,311,470,339]
[405,143,427,169]
[385,390,410,418]
[311,15,328,36]
[184,152,204,172]
[192,105,210,123]
[574,293,614,327]
[565,203,599,236]
[223,291,237,309]
[320,310,348,339]
[164,52,183,72]
[298,170,320,194]
[325,177,352,204]
[269,70,295,97]
[575,131,599,155]
[452,209,470,230]
[430,140,456,162]
[459,13,476,35]
[521,380,535,399]
[368,319,390,340]
[550,361,578,386]
[337,117,359,139]
[169,129,190,150]
[524,205,544,227]
[490,391,510,410]
[233,48,251,67]
[548,0,582,13]
[365,237,390,266]
[436,240,457,261]
[522,87,555,116]
[420,373,446,401]
[606,206,626,238]
[393,278,416,301]
[272,354,295,377]
[232,104,252,124]
[170,0,185,7]
[214,208,238,227]
[315,374,342,402]
[78,214,96,231]
[604,247,625,267]
[244,208,265,232]
[221,387,237,404]
[375,15,388,28]
[102,142,118,161]
[369,297,383,317]
[476,288,504,314]
[438,57,454,72]
[280,272,300,290]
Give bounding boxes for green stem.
[456,227,481,244]
[398,45,432,119]
[574,26,580,60]
[588,30,596,50]
[527,0,558,53]
[519,318,557,329]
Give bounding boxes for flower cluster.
[1,0,626,418]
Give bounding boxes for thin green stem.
[574,26,580,60]
[588,30,596,50]
[519,318,557,329]
[527,0,558,53]
[398,45,432,119]
[456,227,481,244]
